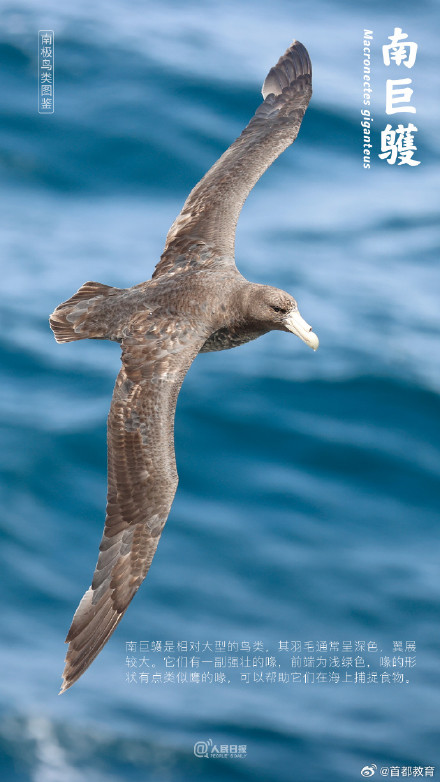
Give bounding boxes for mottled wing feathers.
[154,40,312,278]
[60,321,206,692]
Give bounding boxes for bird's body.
[50,40,317,692]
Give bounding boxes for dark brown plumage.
[50,40,317,693]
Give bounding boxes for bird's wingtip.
[262,39,312,99]
[59,680,69,695]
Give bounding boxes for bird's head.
[246,284,319,350]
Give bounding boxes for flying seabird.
[50,39,316,693]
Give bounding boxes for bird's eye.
[271,305,284,313]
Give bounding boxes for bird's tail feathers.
[50,281,121,343]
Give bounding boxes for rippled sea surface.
[1,1,439,780]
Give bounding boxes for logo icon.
[361,766,377,777]
[194,739,213,758]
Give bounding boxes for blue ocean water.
[1,1,439,780]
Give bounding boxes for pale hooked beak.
[284,309,319,350]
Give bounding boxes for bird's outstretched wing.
[154,40,312,278]
[60,317,207,693]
